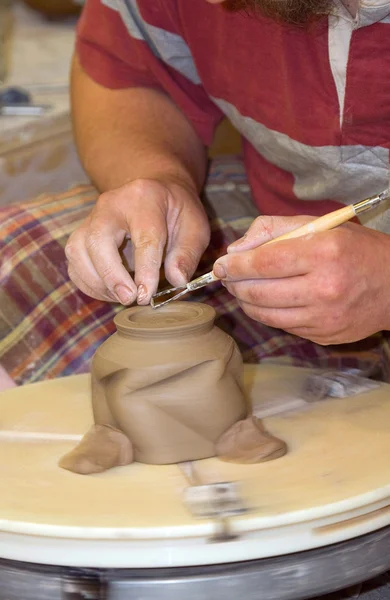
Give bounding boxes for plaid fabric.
[0,156,388,385]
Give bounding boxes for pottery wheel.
[1,364,390,600]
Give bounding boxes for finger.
[214,237,311,282]
[83,212,138,305]
[68,264,118,303]
[164,226,210,287]
[66,233,119,301]
[239,300,310,331]
[228,215,315,253]
[164,201,210,287]
[127,206,168,305]
[120,236,135,273]
[224,275,310,308]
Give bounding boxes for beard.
[222,0,333,25]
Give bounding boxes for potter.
[60,302,287,473]
[65,0,390,351]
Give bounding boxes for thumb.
[227,215,315,253]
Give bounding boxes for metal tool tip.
[150,285,189,309]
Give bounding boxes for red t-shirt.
[76,0,390,228]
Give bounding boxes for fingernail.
[137,284,148,303]
[213,261,226,279]
[114,284,134,305]
[178,265,190,283]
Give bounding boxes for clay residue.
[215,416,287,464]
[59,424,133,475]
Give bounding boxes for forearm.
[71,54,208,193]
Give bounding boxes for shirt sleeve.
[76,0,223,146]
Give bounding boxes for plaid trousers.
[0,156,388,385]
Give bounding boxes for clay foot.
[215,416,287,464]
[59,425,134,474]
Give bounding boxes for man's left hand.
[213,215,390,345]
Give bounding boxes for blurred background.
[0,0,87,207]
[0,0,241,208]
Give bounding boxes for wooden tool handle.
[210,203,356,282]
[264,204,356,246]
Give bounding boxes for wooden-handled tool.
[151,190,389,309]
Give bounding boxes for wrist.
[94,154,203,197]
[141,170,201,197]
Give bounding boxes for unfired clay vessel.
[60,302,287,474]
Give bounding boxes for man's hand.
[65,178,210,305]
[213,215,390,345]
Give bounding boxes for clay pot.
[59,302,288,475]
[91,302,248,465]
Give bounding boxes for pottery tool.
[180,461,249,542]
[0,86,51,117]
[151,189,390,309]
[301,369,381,402]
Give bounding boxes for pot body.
[91,303,248,464]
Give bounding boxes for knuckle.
[95,191,127,221]
[320,274,345,301]
[64,241,76,261]
[227,255,245,279]
[95,191,114,212]
[93,192,116,216]
[135,231,162,251]
[84,229,103,252]
[251,245,283,275]
[250,215,275,239]
[135,221,167,250]
[250,250,267,274]
[322,230,344,261]
[65,229,84,260]
[127,178,160,200]
[100,264,115,280]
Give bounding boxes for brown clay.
[59,424,133,474]
[60,302,287,474]
[215,416,288,464]
[60,303,248,471]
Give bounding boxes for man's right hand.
[65,178,210,306]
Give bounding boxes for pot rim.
[114,301,216,338]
